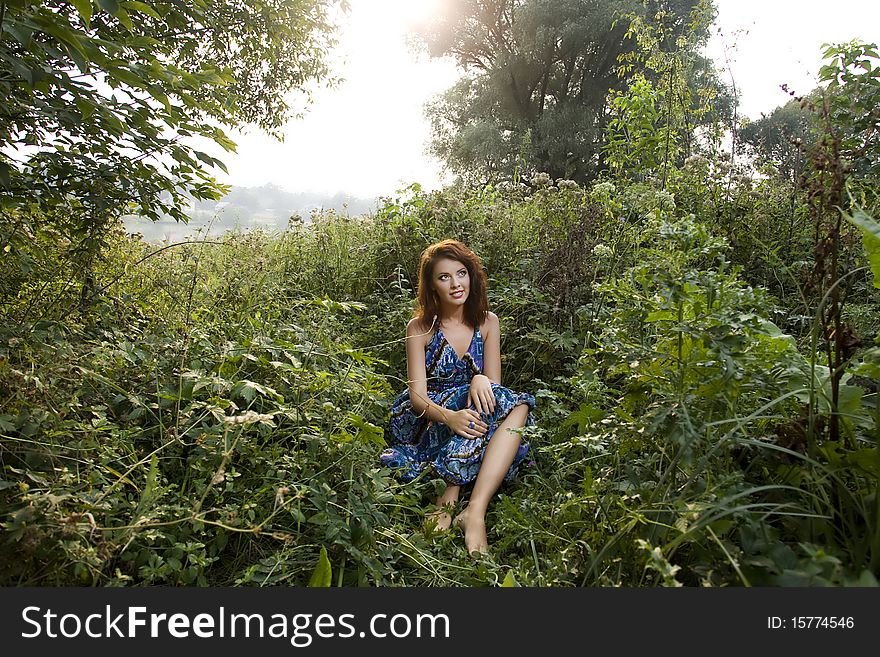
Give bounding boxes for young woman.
[380,240,536,554]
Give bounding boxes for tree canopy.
[740,98,814,184]
[0,0,344,226]
[417,0,719,185]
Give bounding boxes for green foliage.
[2,167,877,587]
[605,75,671,177]
[1,25,879,589]
[1,0,342,222]
[308,546,333,587]
[740,98,815,183]
[0,0,344,313]
[617,0,728,179]
[845,207,880,289]
[419,0,717,185]
[818,41,880,178]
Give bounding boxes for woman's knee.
[510,404,529,424]
[504,403,529,426]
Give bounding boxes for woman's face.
[431,257,470,309]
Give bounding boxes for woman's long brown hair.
[413,239,489,331]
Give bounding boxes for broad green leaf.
[501,570,519,587]
[847,447,880,478]
[645,309,677,322]
[116,7,133,31]
[72,0,93,26]
[231,380,281,403]
[32,18,89,60]
[108,66,146,89]
[308,546,332,587]
[9,58,33,85]
[123,1,162,19]
[68,49,89,75]
[3,21,35,46]
[193,150,221,168]
[562,403,604,432]
[855,570,879,586]
[854,347,880,380]
[75,97,96,120]
[844,208,880,288]
[349,414,386,447]
[97,0,120,14]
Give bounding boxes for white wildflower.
[531,172,552,188]
[224,410,276,426]
[683,154,708,170]
[591,181,616,197]
[592,243,613,259]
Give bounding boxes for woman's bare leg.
[455,403,529,553]
[426,483,460,531]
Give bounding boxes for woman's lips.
[451,290,464,298]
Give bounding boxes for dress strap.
[425,318,443,351]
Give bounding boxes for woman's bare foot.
[426,484,461,533]
[453,507,488,554]
[425,504,454,532]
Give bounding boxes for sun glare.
[352,0,444,33]
[399,0,445,30]
[220,0,459,198]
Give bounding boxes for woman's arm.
[481,311,502,385]
[468,312,501,414]
[405,318,436,418]
[405,318,487,438]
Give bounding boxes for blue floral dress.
[379,323,536,485]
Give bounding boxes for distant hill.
[124,183,378,242]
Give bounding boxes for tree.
[818,40,880,181]
[614,0,732,186]
[740,98,815,184]
[0,0,344,227]
[418,0,716,185]
[802,41,880,446]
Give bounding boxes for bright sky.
[707,0,880,120]
[217,0,457,199]
[217,0,880,199]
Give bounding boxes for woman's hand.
[446,408,488,439]
[467,374,496,416]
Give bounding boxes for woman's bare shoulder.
[482,311,500,336]
[406,317,433,342]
